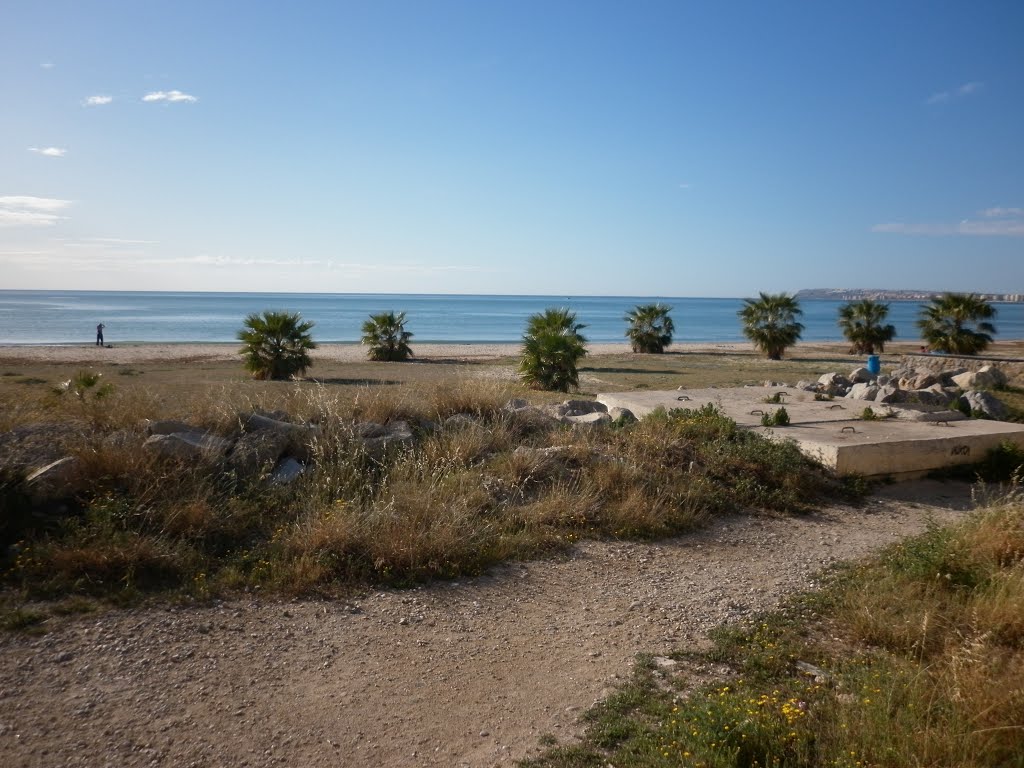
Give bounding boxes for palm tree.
[237,310,317,380]
[737,292,804,360]
[361,311,414,361]
[837,299,896,354]
[624,303,675,353]
[917,293,997,355]
[519,308,588,392]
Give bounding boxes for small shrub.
[760,407,790,427]
[861,406,879,421]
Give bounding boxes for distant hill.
[796,288,1024,303]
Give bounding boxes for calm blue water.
[1,290,1022,345]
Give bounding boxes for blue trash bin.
[866,355,880,375]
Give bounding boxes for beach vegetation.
[917,293,997,355]
[361,310,414,362]
[525,491,1024,768]
[738,293,805,360]
[237,310,316,380]
[760,406,790,427]
[519,308,588,392]
[624,303,675,354]
[837,299,896,354]
[0,387,852,613]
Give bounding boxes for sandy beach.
[2,339,1023,369]
[0,341,764,365]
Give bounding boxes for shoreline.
[2,339,1024,365]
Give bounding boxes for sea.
[2,290,1023,346]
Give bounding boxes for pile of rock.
[792,363,1010,420]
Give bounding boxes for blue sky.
[2,1,1022,296]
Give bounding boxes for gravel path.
[0,480,974,768]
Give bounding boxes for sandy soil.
[0,341,762,365]
[2,340,1021,367]
[0,480,975,768]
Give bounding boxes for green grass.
[523,494,1024,768]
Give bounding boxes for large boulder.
[564,411,613,428]
[143,431,233,461]
[959,391,1009,420]
[227,430,290,477]
[270,457,306,485]
[875,383,906,404]
[25,457,84,503]
[551,400,608,419]
[849,367,874,384]
[899,370,940,390]
[818,373,851,397]
[608,407,637,424]
[145,419,196,436]
[904,389,949,407]
[846,383,879,401]
[952,366,1008,391]
[361,420,416,459]
[444,413,478,430]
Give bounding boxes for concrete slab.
[597,387,1024,479]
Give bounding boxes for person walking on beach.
[96,323,105,346]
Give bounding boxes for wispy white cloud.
[142,90,197,103]
[926,81,983,105]
[85,237,159,245]
[0,196,72,227]
[40,61,55,70]
[678,182,691,190]
[873,206,1024,237]
[28,147,67,158]
[84,95,113,106]
[981,206,1024,218]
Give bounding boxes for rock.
[849,367,873,384]
[608,407,637,424]
[937,368,968,385]
[818,373,851,396]
[904,389,949,406]
[145,419,195,436]
[227,430,290,477]
[244,413,319,460]
[355,421,388,439]
[888,407,966,423]
[506,406,561,433]
[899,371,939,390]
[513,445,574,461]
[504,398,530,411]
[444,414,477,430]
[959,390,1008,420]
[952,366,1007,391]
[795,380,819,392]
[270,457,306,485]
[552,400,608,419]
[564,412,613,428]
[875,383,906,404]
[25,457,83,502]
[875,375,892,387]
[362,421,416,458]
[143,432,233,461]
[979,365,1009,388]
[846,383,879,401]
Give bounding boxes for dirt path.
[0,480,975,768]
